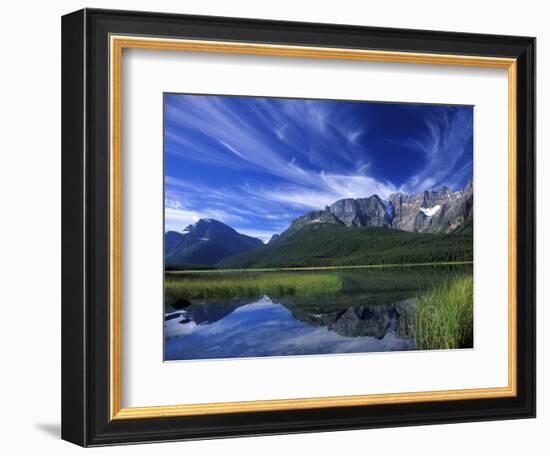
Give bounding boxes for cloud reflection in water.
[165,297,414,361]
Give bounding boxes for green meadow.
[165,271,344,302]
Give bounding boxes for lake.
[164,265,472,361]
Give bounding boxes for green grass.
[165,271,344,302]
[165,264,472,308]
[414,275,473,350]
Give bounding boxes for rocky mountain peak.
[329,194,391,227]
[183,218,237,238]
[166,219,263,267]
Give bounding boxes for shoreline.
[165,260,473,274]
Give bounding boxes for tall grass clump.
[414,275,473,350]
[165,272,343,302]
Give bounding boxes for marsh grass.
[165,271,343,302]
[414,275,473,350]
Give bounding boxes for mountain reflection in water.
[164,295,416,361]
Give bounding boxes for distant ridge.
[165,219,263,267]
[218,224,473,269]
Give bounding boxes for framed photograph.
[61,8,535,446]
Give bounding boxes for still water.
[164,266,470,361]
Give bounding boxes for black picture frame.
[62,8,536,447]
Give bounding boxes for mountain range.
[280,179,473,239]
[165,181,473,268]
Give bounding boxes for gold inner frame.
[109,35,518,420]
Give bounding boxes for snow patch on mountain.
[420,205,441,217]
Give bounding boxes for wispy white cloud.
[164,207,200,232]
[346,128,366,145]
[164,96,472,236]
[256,187,336,210]
[165,177,297,237]
[320,172,398,200]
[236,229,275,243]
[399,109,473,193]
[247,171,399,210]
[164,199,246,232]
[165,96,370,188]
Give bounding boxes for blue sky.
[164,94,473,242]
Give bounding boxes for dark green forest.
[216,224,473,269]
